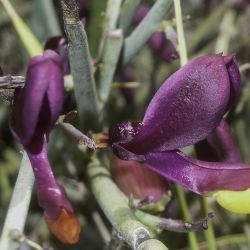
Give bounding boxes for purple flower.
[10,50,80,244]
[109,54,250,194]
[195,119,242,163]
[44,36,70,75]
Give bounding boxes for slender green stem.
[199,234,247,249]
[0,153,34,250]
[87,158,169,249]
[61,0,100,131]
[104,0,122,30]
[36,0,61,36]
[98,0,122,59]
[123,0,172,64]
[118,0,142,35]
[200,197,217,250]
[0,0,43,56]
[98,29,123,107]
[174,0,187,65]
[174,1,199,248]
[214,10,236,54]
[176,185,199,250]
[188,2,228,53]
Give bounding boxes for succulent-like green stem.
[87,158,169,250]
[61,0,100,131]
[119,0,142,35]
[98,29,123,107]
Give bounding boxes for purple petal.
[223,55,241,107]
[11,50,64,152]
[122,54,233,154]
[133,4,150,24]
[195,119,242,162]
[143,150,250,194]
[149,32,179,62]
[44,36,70,75]
[27,140,73,219]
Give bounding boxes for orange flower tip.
[45,208,81,244]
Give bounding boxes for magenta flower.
[195,119,242,163]
[10,50,80,244]
[44,36,70,75]
[109,54,250,195]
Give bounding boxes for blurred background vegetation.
[0,0,250,249]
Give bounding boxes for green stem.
[118,0,142,35]
[0,153,34,250]
[200,197,216,250]
[98,29,123,107]
[123,0,172,64]
[98,0,122,59]
[104,0,122,30]
[199,234,247,249]
[214,10,236,54]
[174,0,199,248]
[176,185,199,250]
[36,0,61,36]
[0,0,43,57]
[188,2,228,53]
[87,158,169,250]
[174,0,187,65]
[61,0,100,131]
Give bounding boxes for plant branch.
[98,0,122,59]
[98,29,123,107]
[174,0,187,65]
[0,75,25,89]
[61,0,100,131]
[118,0,142,35]
[134,209,213,233]
[200,197,217,250]
[87,158,169,250]
[0,152,34,250]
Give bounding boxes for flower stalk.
[200,197,217,250]
[174,0,198,249]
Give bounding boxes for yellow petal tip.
[214,189,250,214]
